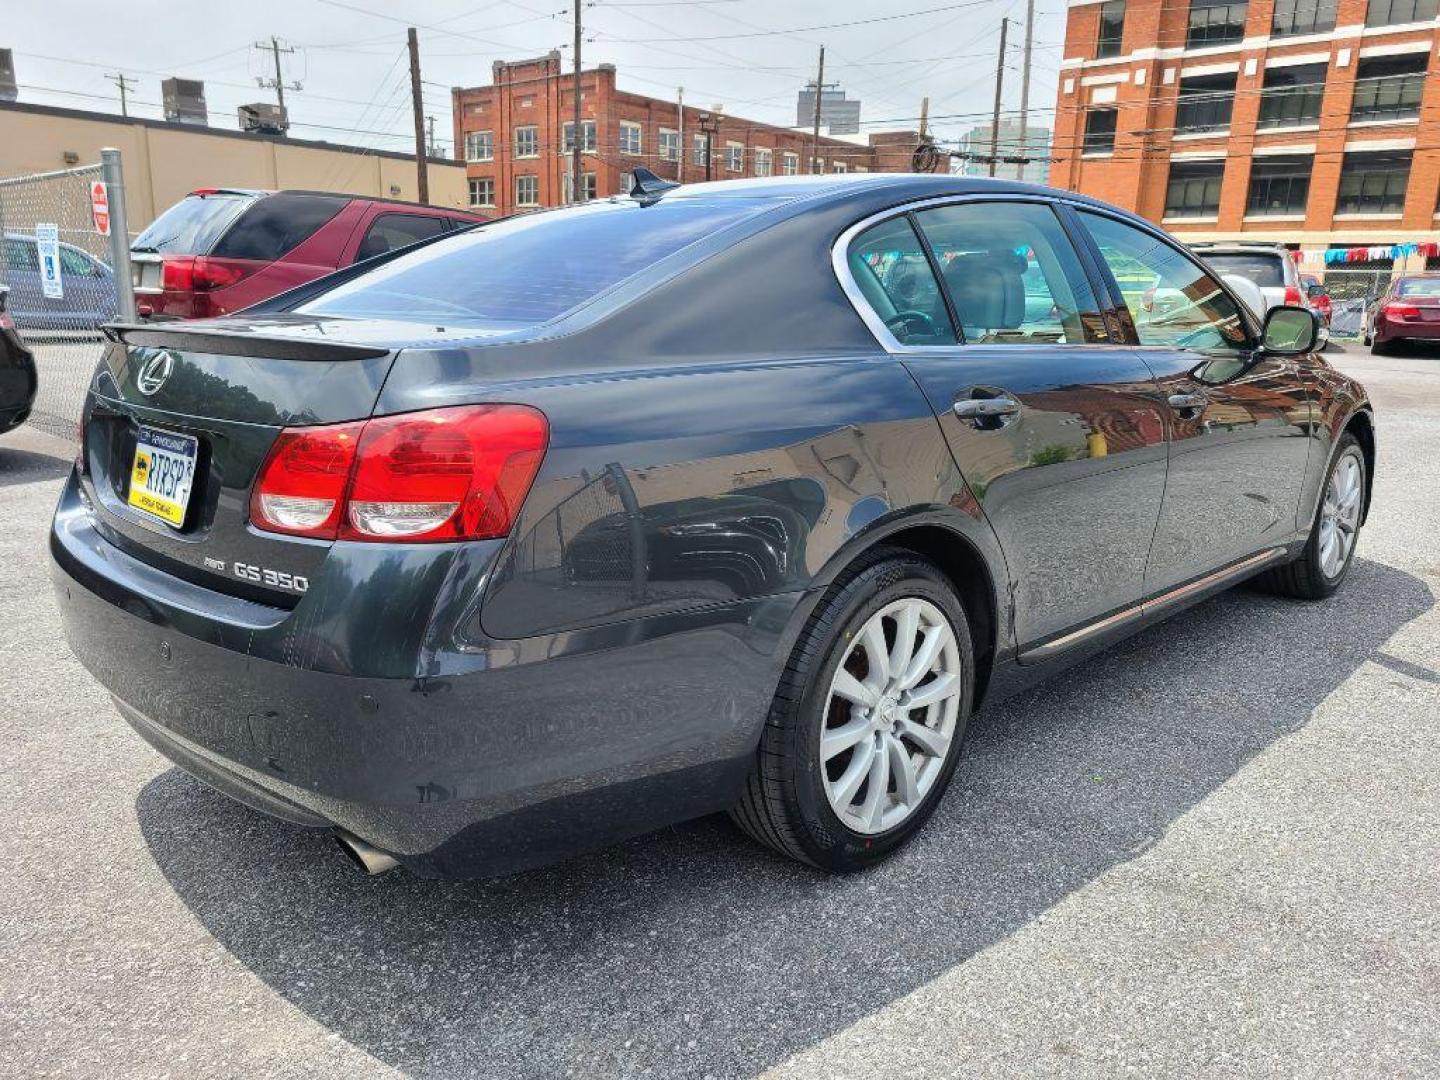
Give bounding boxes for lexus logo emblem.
[136,351,175,396]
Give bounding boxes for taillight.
[161,255,195,292]
[1284,285,1302,305]
[250,405,548,543]
[0,310,13,331]
[1384,303,1420,319]
[192,257,256,291]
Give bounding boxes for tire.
[730,550,974,871]
[1372,336,1395,356]
[1254,433,1366,600]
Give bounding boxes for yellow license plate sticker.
[127,426,197,527]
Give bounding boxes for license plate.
[128,426,198,527]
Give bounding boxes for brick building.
[1050,0,1440,250]
[451,53,947,216]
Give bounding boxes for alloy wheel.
[1318,448,1363,580]
[820,598,963,835]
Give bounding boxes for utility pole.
[1018,0,1035,181]
[988,17,1009,178]
[677,87,685,182]
[809,46,825,175]
[572,0,584,201]
[407,28,429,204]
[105,73,135,118]
[254,36,298,114]
[699,111,718,182]
[919,96,929,141]
[426,115,438,157]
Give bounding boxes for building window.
[562,172,597,203]
[1257,63,1326,128]
[1186,0,1248,48]
[832,160,848,173]
[468,177,495,207]
[1083,108,1118,154]
[562,120,596,153]
[725,141,744,173]
[515,174,539,207]
[781,151,799,175]
[514,126,538,159]
[1097,0,1126,58]
[693,134,707,165]
[620,121,643,155]
[1350,54,1428,123]
[659,128,679,161]
[1165,161,1224,217]
[620,171,633,194]
[1272,0,1335,35]
[754,147,773,176]
[1365,0,1438,25]
[1176,73,1237,134]
[464,130,493,162]
[1336,151,1410,214]
[1246,155,1312,215]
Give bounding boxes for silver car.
[1190,242,1305,315]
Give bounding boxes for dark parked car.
[51,174,1375,879]
[131,189,486,321]
[3,233,118,333]
[1363,274,1440,353]
[0,284,39,433]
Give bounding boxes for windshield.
[1398,278,1440,297]
[1200,254,1286,288]
[133,193,255,254]
[298,197,782,328]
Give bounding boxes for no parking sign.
[90,181,111,236]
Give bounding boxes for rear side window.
[847,217,957,346]
[299,198,781,328]
[211,194,348,262]
[133,194,253,255]
[354,213,449,262]
[1199,253,1286,288]
[5,238,39,272]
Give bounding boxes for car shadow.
[0,445,73,488]
[136,557,1433,1079]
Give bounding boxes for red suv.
[131,190,485,321]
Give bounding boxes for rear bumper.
[51,470,791,877]
[1374,319,1440,343]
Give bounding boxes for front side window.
[1079,211,1250,352]
[468,177,495,207]
[1187,0,1248,47]
[914,201,1104,345]
[726,142,744,173]
[1257,63,1326,128]
[1366,0,1438,25]
[1336,151,1410,214]
[464,130,493,162]
[1350,54,1427,122]
[659,128,679,161]
[1176,73,1236,133]
[515,174,539,207]
[1246,156,1312,215]
[5,239,38,273]
[1084,108,1118,154]
[782,152,799,175]
[1273,0,1336,35]
[620,121,643,155]
[1097,0,1126,57]
[846,216,956,346]
[1165,161,1224,217]
[514,126,538,159]
[754,148,773,176]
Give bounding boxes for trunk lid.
[80,315,402,606]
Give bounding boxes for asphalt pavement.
[1,345,1437,1079]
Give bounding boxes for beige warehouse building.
[0,101,469,236]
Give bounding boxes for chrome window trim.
[831,193,1102,356]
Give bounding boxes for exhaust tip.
[334,829,401,876]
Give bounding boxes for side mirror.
[1262,305,1320,355]
[1306,282,1325,298]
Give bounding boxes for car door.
[1072,209,1313,596]
[844,198,1171,653]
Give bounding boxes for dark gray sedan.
[51,174,1374,878]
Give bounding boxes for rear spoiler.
[101,323,390,362]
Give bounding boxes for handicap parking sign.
[35,222,64,300]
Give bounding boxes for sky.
[5,0,1066,159]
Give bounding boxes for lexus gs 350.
[51,173,1374,878]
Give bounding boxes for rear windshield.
[1397,278,1440,297]
[298,198,779,328]
[1200,253,1286,288]
[132,193,255,255]
[212,194,348,262]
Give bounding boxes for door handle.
[953,397,1021,421]
[1167,392,1207,413]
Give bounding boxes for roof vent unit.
[238,102,289,135]
[0,49,16,104]
[162,78,208,126]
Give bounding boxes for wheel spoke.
[898,716,949,759]
[888,601,920,682]
[831,738,874,807]
[858,737,891,829]
[906,671,958,710]
[898,626,946,690]
[860,618,890,686]
[821,716,871,761]
[887,734,919,805]
[831,669,879,709]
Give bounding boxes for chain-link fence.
[1309,266,1397,340]
[0,152,132,438]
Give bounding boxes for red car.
[1301,274,1332,327]
[131,189,485,321]
[1366,274,1440,354]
